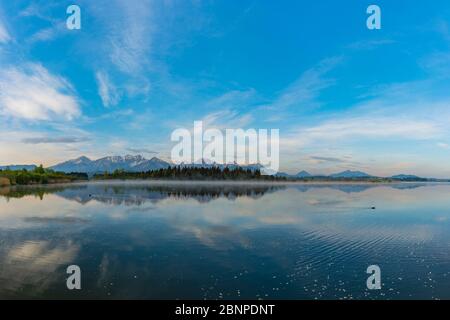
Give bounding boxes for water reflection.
[0,181,449,299]
[0,182,284,205]
[0,181,431,205]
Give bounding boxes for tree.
[34,164,45,174]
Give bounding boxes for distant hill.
[329,170,372,178]
[391,174,424,181]
[50,155,171,173]
[0,165,37,171]
[296,170,312,178]
[275,172,290,178]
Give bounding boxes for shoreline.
[3,178,448,188]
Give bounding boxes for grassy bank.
[0,177,10,186]
[0,165,88,185]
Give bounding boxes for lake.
[0,181,449,299]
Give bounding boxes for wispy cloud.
[303,155,364,171]
[420,52,450,77]
[0,63,80,121]
[22,136,90,144]
[0,129,91,166]
[304,117,438,141]
[278,72,450,175]
[18,2,66,44]
[96,71,120,107]
[95,0,155,75]
[126,147,158,155]
[0,15,11,43]
[437,142,449,149]
[283,115,441,153]
[204,89,258,110]
[19,2,50,19]
[346,39,396,50]
[27,22,67,44]
[201,109,253,129]
[309,156,346,163]
[266,57,341,111]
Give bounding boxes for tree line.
[93,166,285,181]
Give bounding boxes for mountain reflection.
[0,181,430,206]
[0,182,285,205]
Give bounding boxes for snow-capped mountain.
[50,155,171,173]
[133,157,172,171]
[50,156,93,173]
[49,155,271,174]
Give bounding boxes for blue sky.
[1,0,450,177]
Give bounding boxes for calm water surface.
[0,181,449,299]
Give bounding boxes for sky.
[1,0,450,177]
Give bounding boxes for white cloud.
[98,0,155,74]
[30,27,55,42]
[95,71,120,107]
[303,117,438,142]
[276,76,450,175]
[279,68,450,152]
[22,136,90,144]
[265,57,341,111]
[420,52,450,77]
[201,109,253,129]
[0,19,11,43]
[437,142,449,149]
[0,127,94,166]
[27,22,66,44]
[0,63,80,121]
[281,115,442,157]
[18,3,48,19]
[204,89,257,110]
[16,2,67,44]
[199,90,257,128]
[346,39,395,50]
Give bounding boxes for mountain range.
[274,170,371,178]
[278,170,427,180]
[47,155,265,174]
[0,155,433,180]
[49,155,170,173]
